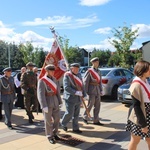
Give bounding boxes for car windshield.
[100,70,111,76]
[79,67,89,74]
[11,71,17,77]
[127,76,135,83]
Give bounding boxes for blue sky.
[0,0,150,52]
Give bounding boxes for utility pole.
[88,50,90,66]
[8,45,10,67]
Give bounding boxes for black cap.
[90,57,99,63]
[26,62,35,67]
[44,64,55,71]
[2,67,12,72]
[70,63,80,68]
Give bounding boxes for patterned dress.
[126,103,150,138]
[125,77,150,138]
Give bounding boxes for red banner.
[39,39,67,80]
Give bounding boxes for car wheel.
[111,85,118,100]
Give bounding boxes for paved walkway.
[0,99,148,150]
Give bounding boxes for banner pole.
[49,27,69,70]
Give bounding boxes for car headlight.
[118,88,123,93]
[123,90,130,95]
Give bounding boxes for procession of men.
[0,56,104,145]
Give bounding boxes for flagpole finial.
[50,26,55,34]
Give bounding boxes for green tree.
[109,24,139,68]
[34,47,47,67]
[91,49,111,67]
[0,41,9,69]
[108,53,121,67]
[19,42,35,64]
[10,43,25,69]
[57,35,83,66]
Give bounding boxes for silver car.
[118,77,150,104]
[99,68,134,100]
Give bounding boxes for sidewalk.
[0,99,148,150]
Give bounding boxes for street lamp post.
[88,50,90,66]
[8,45,10,67]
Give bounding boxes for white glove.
[59,104,63,108]
[100,91,104,96]
[75,91,83,97]
[43,107,48,113]
[84,95,89,100]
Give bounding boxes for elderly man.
[14,67,26,109]
[0,67,16,129]
[21,62,38,123]
[61,63,86,134]
[83,57,104,125]
[37,64,62,144]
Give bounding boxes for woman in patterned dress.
[126,60,150,150]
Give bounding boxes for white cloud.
[21,15,99,29]
[79,0,111,6]
[12,31,53,51]
[0,21,53,51]
[132,24,150,38]
[80,38,115,51]
[22,16,72,26]
[94,27,111,34]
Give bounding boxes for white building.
[141,41,150,62]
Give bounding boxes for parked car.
[11,70,20,77]
[99,67,134,100]
[118,77,150,104]
[79,66,91,77]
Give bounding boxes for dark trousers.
[0,102,2,118]
[15,93,24,109]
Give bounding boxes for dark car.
[118,77,150,104]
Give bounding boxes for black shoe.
[29,118,34,124]
[48,138,56,144]
[7,125,13,130]
[31,114,34,119]
[83,118,88,124]
[54,135,61,140]
[62,126,67,131]
[73,129,82,134]
[0,115,3,120]
[93,122,104,126]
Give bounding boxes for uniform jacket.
[37,76,62,109]
[63,71,86,103]
[83,67,102,95]
[21,70,37,95]
[0,76,16,103]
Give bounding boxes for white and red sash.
[132,80,150,99]
[66,72,83,87]
[41,75,57,94]
[88,68,100,83]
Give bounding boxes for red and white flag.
[39,39,67,80]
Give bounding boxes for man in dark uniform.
[37,64,62,144]
[21,62,38,123]
[61,63,86,133]
[83,57,104,125]
[0,67,16,129]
